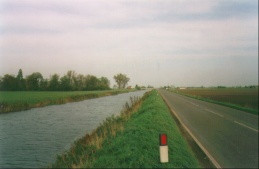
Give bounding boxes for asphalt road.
[158,89,258,168]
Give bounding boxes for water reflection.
[0,90,146,168]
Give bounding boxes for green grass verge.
[172,91,258,115]
[0,89,135,113]
[50,90,200,168]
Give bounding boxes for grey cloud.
[0,0,258,87]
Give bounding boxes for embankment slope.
[51,90,200,168]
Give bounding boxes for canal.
[0,90,147,168]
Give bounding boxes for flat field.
[0,89,133,113]
[174,88,258,114]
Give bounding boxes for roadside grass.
[170,89,258,115]
[50,90,200,168]
[0,89,135,113]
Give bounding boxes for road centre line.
[189,102,199,107]
[234,121,258,133]
[159,93,222,168]
[189,101,224,118]
[204,109,224,117]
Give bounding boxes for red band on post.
[160,134,167,146]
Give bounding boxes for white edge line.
[159,93,222,169]
[234,121,258,133]
[204,109,224,118]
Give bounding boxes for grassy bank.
[172,88,258,115]
[0,89,134,114]
[50,90,200,168]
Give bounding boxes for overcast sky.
[0,0,258,87]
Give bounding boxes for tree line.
[0,69,113,91]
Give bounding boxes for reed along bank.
[50,90,200,168]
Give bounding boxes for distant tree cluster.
[113,73,130,89]
[135,84,141,90]
[0,69,110,91]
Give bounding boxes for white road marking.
[159,93,222,168]
[170,106,222,168]
[234,121,258,132]
[204,109,224,117]
[190,102,199,107]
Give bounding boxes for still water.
[0,90,147,168]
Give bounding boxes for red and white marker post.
[159,134,169,163]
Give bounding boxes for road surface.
[159,89,258,168]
